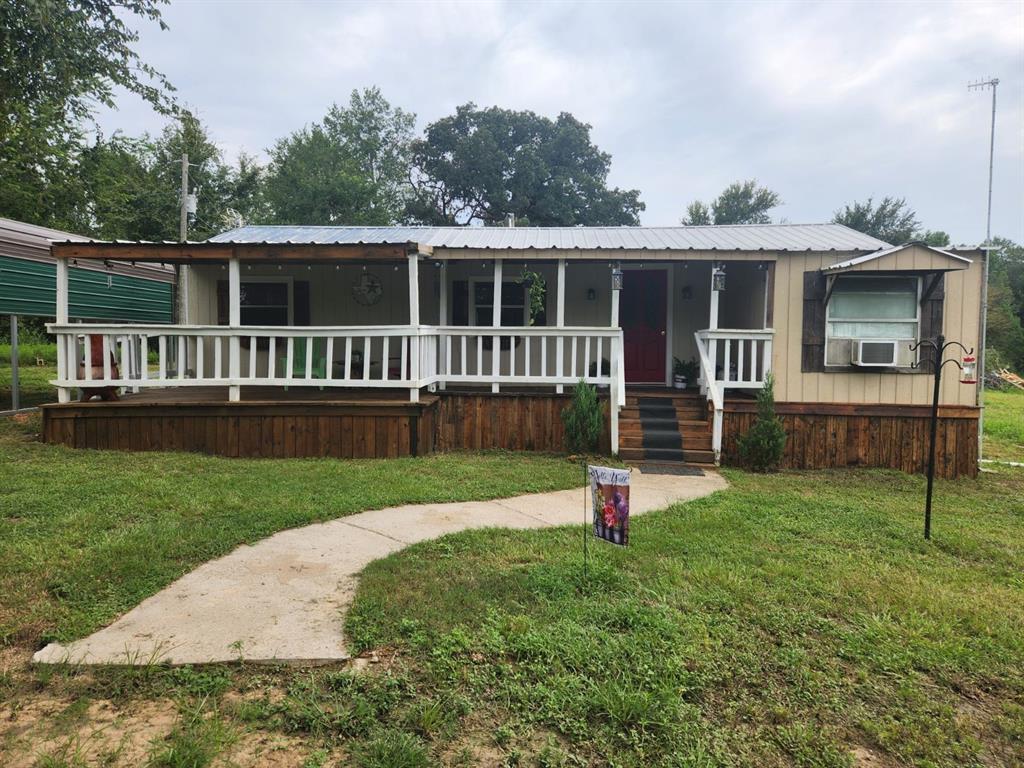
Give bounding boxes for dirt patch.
[222,731,316,767]
[0,697,177,767]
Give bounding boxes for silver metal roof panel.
[207,223,890,252]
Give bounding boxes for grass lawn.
[0,414,1021,767]
[0,414,582,648]
[983,388,1024,462]
[0,363,57,410]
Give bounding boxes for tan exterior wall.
[771,245,983,407]
[184,244,983,406]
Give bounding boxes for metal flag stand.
[909,334,974,540]
[582,461,589,586]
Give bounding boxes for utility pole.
[968,77,999,463]
[178,153,190,328]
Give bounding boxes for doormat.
[637,463,705,477]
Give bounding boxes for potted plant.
[673,357,699,389]
[672,357,687,389]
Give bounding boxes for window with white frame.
[239,280,292,326]
[825,275,919,367]
[470,279,527,326]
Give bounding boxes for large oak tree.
[407,104,643,226]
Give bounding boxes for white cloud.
[91,0,1024,242]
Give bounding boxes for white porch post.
[228,257,241,401]
[610,269,621,454]
[491,259,502,393]
[438,260,447,390]
[408,252,421,402]
[708,263,721,385]
[55,257,71,402]
[555,258,565,393]
[709,262,720,330]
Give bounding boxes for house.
[39,224,985,478]
[0,217,174,409]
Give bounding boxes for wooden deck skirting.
[40,391,978,477]
[435,392,611,454]
[720,401,980,479]
[42,397,437,459]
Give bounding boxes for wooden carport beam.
[51,241,422,263]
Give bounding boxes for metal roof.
[822,242,973,273]
[206,223,890,252]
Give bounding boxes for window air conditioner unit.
[852,340,898,367]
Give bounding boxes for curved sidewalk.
[34,468,727,666]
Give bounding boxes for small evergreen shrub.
[562,380,604,454]
[737,373,787,472]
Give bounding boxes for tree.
[918,230,951,248]
[69,112,260,241]
[831,197,920,244]
[265,88,414,225]
[737,373,787,472]
[681,180,781,225]
[986,237,1024,373]
[0,0,175,227]
[407,104,643,226]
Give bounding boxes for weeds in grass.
[146,701,234,768]
[354,729,429,768]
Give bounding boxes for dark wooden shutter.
[801,271,827,372]
[216,280,228,325]
[294,281,311,325]
[452,280,469,326]
[918,274,945,370]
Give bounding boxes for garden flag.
[588,465,631,546]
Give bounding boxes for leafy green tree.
[0,0,175,228]
[918,230,951,247]
[265,88,414,225]
[70,112,261,241]
[986,237,1024,373]
[407,104,643,226]
[681,180,781,225]
[831,197,920,244]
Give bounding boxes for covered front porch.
[46,238,775,457]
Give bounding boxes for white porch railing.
[49,323,626,449]
[694,328,775,463]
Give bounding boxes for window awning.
[821,242,972,275]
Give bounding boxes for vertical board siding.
[721,403,979,478]
[42,405,432,459]
[428,392,610,454]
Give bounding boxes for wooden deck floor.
[52,386,438,408]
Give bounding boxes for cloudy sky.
[96,0,1023,243]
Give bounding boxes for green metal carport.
[0,217,175,410]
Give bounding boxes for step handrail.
[694,331,724,465]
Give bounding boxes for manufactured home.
[40,224,985,478]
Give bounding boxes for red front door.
[621,270,667,383]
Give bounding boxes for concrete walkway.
[34,468,727,666]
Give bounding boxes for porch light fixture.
[586,288,596,301]
[712,264,727,292]
[611,267,624,291]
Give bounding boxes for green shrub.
[737,373,787,472]
[561,380,604,454]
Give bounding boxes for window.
[470,279,527,326]
[825,276,919,367]
[239,280,291,326]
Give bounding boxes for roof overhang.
[50,240,431,263]
[821,242,972,275]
